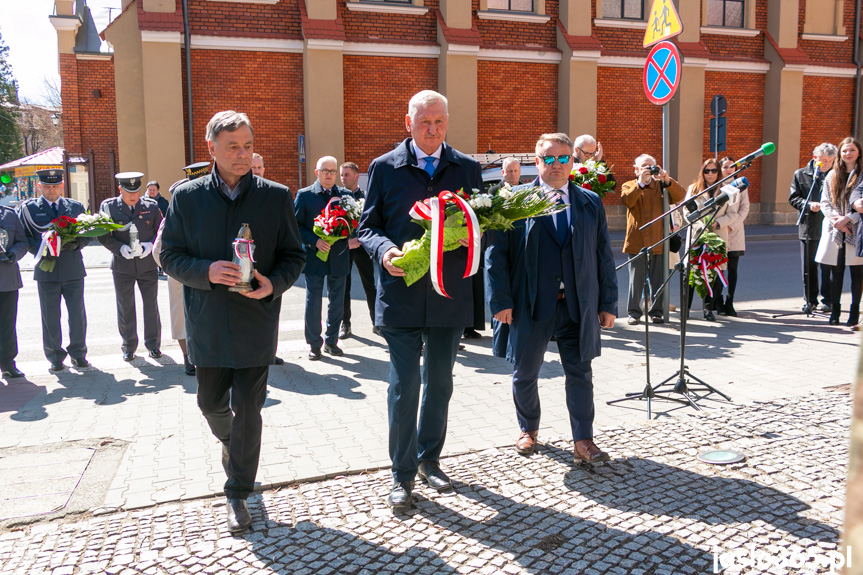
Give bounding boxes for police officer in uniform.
[0,203,29,379]
[98,172,163,361]
[17,169,90,372]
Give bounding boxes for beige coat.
[621,177,687,255]
[677,184,739,271]
[815,170,863,266]
[726,188,749,253]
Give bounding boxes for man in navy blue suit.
[487,133,618,463]
[358,90,483,511]
[295,156,351,360]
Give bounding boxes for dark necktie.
[50,202,58,218]
[556,196,568,244]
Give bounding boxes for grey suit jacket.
[0,206,28,292]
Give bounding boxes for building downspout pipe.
[182,0,194,162]
[854,0,861,140]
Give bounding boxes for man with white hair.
[789,142,838,313]
[295,156,351,360]
[358,89,483,511]
[160,110,305,534]
[573,134,604,163]
[620,154,686,325]
[489,157,522,194]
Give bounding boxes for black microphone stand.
[772,170,830,319]
[607,190,734,418]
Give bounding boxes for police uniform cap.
[36,169,64,185]
[183,161,211,180]
[168,178,188,194]
[115,171,145,192]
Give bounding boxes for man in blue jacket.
[0,203,29,379]
[17,169,90,372]
[487,133,618,463]
[358,90,483,511]
[295,156,351,360]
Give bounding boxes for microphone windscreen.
[762,142,776,155]
[732,177,749,189]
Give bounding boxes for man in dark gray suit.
[17,169,90,372]
[0,204,29,379]
[98,172,163,361]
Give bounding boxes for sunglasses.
[540,155,572,165]
[703,168,718,174]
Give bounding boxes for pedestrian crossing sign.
[643,0,684,48]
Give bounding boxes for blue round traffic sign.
[643,41,681,105]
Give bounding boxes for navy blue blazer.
[486,179,618,363]
[295,181,351,277]
[358,139,484,328]
[0,205,28,292]
[17,196,87,283]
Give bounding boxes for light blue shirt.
[411,140,442,171]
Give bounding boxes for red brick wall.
[798,0,856,63]
[477,61,556,153]
[341,0,438,43]
[188,0,302,38]
[799,75,855,168]
[60,55,119,206]
[474,0,558,49]
[596,66,663,206]
[182,49,304,190]
[342,55,437,172]
[702,71,765,203]
[594,23,645,55]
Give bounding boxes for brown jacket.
[621,177,687,255]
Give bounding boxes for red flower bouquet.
[312,196,363,261]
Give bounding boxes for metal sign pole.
[661,102,670,322]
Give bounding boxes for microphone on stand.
[685,177,748,223]
[731,142,776,169]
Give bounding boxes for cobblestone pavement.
[0,389,847,575]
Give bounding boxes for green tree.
[0,30,22,165]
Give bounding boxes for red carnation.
[582,183,592,190]
[341,229,349,236]
[352,219,358,227]
[569,174,575,182]
[579,167,589,175]
[57,220,68,228]
[597,174,607,184]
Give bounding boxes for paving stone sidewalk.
[0,388,848,575]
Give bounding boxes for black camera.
[648,165,660,176]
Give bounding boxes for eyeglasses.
[703,168,718,174]
[577,147,597,158]
[539,155,572,165]
[317,169,337,175]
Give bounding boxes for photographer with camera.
[621,154,687,325]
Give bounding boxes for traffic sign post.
[643,0,684,48]
[643,41,681,105]
[709,95,727,154]
[298,134,306,189]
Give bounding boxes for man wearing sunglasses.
[620,155,687,325]
[487,132,618,465]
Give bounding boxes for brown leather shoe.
[573,439,610,463]
[515,430,539,455]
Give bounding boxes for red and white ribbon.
[232,238,256,263]
[409,190,481,298]
[695,245,728,298]
[34,230,61,266]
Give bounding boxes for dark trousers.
[801,239,834,306]
[342,248,376,326]
[196,365,269,499]
[113,270,161,353]
[304,273,346,348]
[0,290,18,368]
[829,246,863,321]
[511,299,594,441]
[37,279,87,363]
[380,326,462,482]
[627,252,664,318]
[714,254,740,300]
[468,261,486,331]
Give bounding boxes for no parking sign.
[643,41,681,106]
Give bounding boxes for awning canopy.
[0,147,87,177]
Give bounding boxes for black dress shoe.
[386,481,414,511]
[463,328,482,339]
[226,497,252,533]
[418,461,453,492]
[49,362,65,372]
[323,344,344,356]
[703,310,716,322]
[309,348,322,361]
[1,364,24,379]
[148,349,162,359]
[339,323,352,339]
[122,352,135,362]
[272,356,284,365]
[71,358,90,369]
[183,354,196,376]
